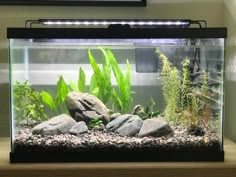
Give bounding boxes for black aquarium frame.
[0,0,146,6]
[8,27,227,163]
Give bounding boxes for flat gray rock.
[116,115,143,137]
[110,113,122,121]
[69,121,88,135]
[106,114,132,132]
[138,118,173,138]
[32,114,76,135]
[66,91,109,124]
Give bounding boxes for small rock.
[110,113,122,121]
[32,114,76,135]
[138,118,173,138]
[187,125,205,136]
[106,114,132,132]
[66,91,109,124]
[116,115,143,137]
[69,121,88,135]
[132,104,143,114]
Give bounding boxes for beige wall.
[0,0,224,136]
[224,0,236,142]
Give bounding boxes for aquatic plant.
[106,49,133,113]
[88,48,112,104]
[133,98,160,120]
[88,118,103,129]
[88,48,133,113]
[156,49,180,123]
[200,71,212,127]
[69,67,86,92]
[13,81,47,125]
[180,58,192,110]
[41,75,69,114]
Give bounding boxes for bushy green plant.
[156,49,180,123]
[41,75,69,114]
[13,81,47,125]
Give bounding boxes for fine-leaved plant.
[13,81,47,125]
[180,58,192,110]
[156,49,180,123]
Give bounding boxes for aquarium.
[8,25,227,162]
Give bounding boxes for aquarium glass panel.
[8,29,225,162]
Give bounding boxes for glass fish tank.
[8,20,227,162]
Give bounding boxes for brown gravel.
[13,126,222,153]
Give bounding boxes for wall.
[0,0,224,136]
[224,0,236,142]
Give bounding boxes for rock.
[116,115,143,137]
[138,118,173,138]
[110,113,122,121]
[106,114,132,132]
[187,125,205,136]
[66,91,109,124]
[32,114,76,135]
[132,104,143,114]
[69,121,88,135]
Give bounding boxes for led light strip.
[40,20,190,26]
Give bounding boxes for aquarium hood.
[25,19,207,28]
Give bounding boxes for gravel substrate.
[13,126,222,153]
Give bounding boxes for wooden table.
[0,137,236,177]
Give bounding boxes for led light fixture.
[26,19,206,28]
[39,19,191,27]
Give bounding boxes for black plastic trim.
[0,0,146,6]
[10,151,224,163]
[7,28,227,39]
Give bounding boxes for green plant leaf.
[112,89,123,112]
[88,49,103,87]
[78,67,86,92]
[144,106,149,114]
[56,75,69,105]
[69,81,78,91]
[124,59,131,106]
[41,91,56,111]
[89,73,98,96]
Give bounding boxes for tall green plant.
[156,49,180,123]
[88,48,133,113]
[88,48,112,104]
[180,58,192,110]
[105,49,132,113]
[13,81,47,125]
